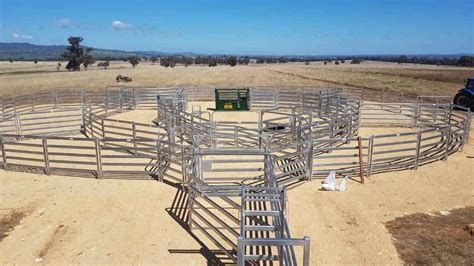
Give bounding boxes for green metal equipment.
[215,88,250,111]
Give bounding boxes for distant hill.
[1,42,472,63]
[0,42,163,61]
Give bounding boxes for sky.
[0,0,473,55]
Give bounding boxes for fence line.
[0,86,472,265]
[0,87,471,181]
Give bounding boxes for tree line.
[8,37,474,69]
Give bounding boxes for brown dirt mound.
[385,207,474,264]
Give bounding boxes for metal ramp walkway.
[185,148,311,265]
[240,187,303,265]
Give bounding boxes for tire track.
[267,68,381,91]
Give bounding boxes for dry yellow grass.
[0,61,473,264]
[1,61,472,98]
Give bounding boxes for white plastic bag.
[336,176,348,191]
[321,171,348,192]
[321,171,336,191]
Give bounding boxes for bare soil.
[0,62,473,264]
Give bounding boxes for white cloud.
[57,18,72,28]
[112,20,133,30]
[12,32,33,40]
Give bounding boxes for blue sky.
[0,0,472,55]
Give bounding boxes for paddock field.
[1,60,473,97]
[0,61,473,265]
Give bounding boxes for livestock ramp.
[185,148,310,265]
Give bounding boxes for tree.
[82,50,95,70]
[150,56,158,64]
[457,56,474,67]
[34,59,38,64]
[62,37,87,71]
[128,57,140,68]
[227,56,237,67]
[341,60,345,64]
[168,57,176,68]
[160,57,169,68]
[398,55,408,64]
[335,61,340,65]
[239,56,250,65]
[350,59,362,64]
[160,57,177,68]
[97,61,110,69]
[183,57,193,67]
[209,59,217,67]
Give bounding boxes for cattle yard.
[0,87,471,265]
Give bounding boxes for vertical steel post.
[280,188,286,238]
[414,131,422,169]
[329,117,334,148]
[132,122,137,156]
[95,139,103,178]
[89,107,94,138]
[303,237,311,266]
[412,103,418,128]
[15,114,23,136]
[81,107,86,135]
[444,125,451,161]
[0,135,7,170]
[234,126,238,147]
[460,110,471,151]
[181,145,186,185]
[367,135,374,176]
[357,136,365,183]
[258,111,263,149]
[237,237,244,266]
[119,88,123,112]
[42,137,50,175]
[132,87,137,110]
[101,119,106,145]
[156,138,163,182]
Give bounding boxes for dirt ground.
[1,107,473,264]
[0,173,208,265]
[1,62,473,264]
[287,128,473,264]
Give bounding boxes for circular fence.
[0,87,471,265]
[0,87,471,182]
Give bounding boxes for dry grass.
[0,60,473,264]
[1,61,472,98]
[385,207,474,264]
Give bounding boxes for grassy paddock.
[0,61,473,98]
